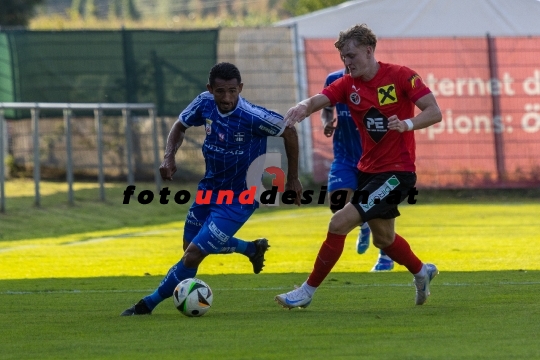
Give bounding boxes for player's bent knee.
[328,204,362,235]
[182,245,206,268]
[328,213,351,235]
[182,240,190,251]
[371,233,394,249]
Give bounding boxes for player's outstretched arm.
[159,121,187,181]
[387,93,442,133]
[280,126,303,206]
[285,94,332,127]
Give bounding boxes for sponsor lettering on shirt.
[258,125,277,135]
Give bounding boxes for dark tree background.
[0,0,44,27]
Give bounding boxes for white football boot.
[414,263,439,305]
[275,286,312,309]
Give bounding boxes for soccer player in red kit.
[275,24,443,309]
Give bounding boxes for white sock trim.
[302,281,317,297]
[414,264,427,278]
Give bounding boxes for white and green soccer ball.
[173,278,213,317]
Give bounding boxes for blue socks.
[143,260,197,310]
[143,238,256,311]
[219,237,256,257]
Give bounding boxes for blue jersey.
[178,92,285,207]
[325,69,362,168]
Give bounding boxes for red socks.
[306,232,422,287]
[307,232,346,287]
[382,233,423,274]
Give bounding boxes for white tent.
[275,0,540,38]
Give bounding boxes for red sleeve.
[398,66,431,103]
[320,76,347,106]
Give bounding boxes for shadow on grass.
[1,272,539,359]
[1,270,539,293]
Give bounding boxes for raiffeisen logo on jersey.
[377,84,398,105]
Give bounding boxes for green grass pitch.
[1,180,539,359]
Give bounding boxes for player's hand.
[387,115,407,133]
[159,157,177,181]
[285,178,303,206]
[323,118,337,137]
[284,103,309,127]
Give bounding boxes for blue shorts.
[183,202,256,254]
[327,161,359,192]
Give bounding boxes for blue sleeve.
[251,110,286,137]
[178,93,209,128]
[324,74,332,87]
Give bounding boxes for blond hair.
[335,24,377,51]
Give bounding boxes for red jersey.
[321,62,431,173]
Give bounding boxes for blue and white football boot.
[371,256,395,272]
[275,286,312,309]
[356,223,371,254]
[414,263,439,305]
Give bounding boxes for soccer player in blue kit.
[121,62,302,315]
[322,68,394,272]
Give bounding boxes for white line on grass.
[0,245,42,253]
[62,212,325,246]
[62,230,179,246]
[0,229,182,253]
[0,211,324,252]
[2,281,540,295]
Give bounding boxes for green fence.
[0,27,300,189]
[0,29,218,118]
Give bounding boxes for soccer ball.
[173,278,213,317]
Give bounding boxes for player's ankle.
[302,281,317,297]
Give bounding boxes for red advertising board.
[305,37,540,188]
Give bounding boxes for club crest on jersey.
[234,132,245,143]
[218,132,225,142]
[349,92,361,105]
[205,119,212,135]
[377,84,397,106]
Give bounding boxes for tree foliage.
[0,0,44,27]
[283,0,348,16]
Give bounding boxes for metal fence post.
[0,102,155,211]
[487,33,506,183]
[0,109,5,213]
[64,108,74,205]
[291,23,313,175]
[31,106,41,207]
[94,108,105,201]
[123,108,134,185]
[150,108,161,193]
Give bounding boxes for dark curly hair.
[208,62,242,86]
